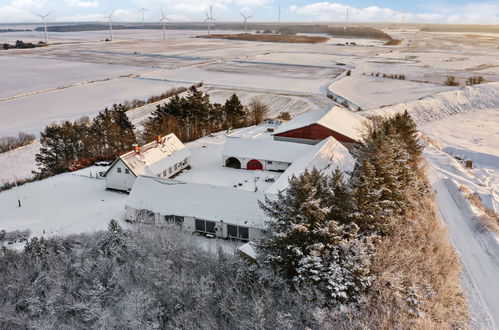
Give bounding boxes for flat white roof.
[266,137,355,194]
[274,106,369,141]
[126,176,272,228]
[222,136,313,163]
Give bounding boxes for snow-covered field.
[1,26,499,327]
[328,75,453,109]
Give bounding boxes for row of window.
[165,215,184,225]
[158,158,188,178]
[194,219,249,240]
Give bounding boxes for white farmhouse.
[222,137,314,171]
[125,176,271,241]
[103,133,191,192]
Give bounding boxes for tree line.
[142,85,269,143]
[35,86,269,178]
[35,104,136,178]
[0,132,35,153]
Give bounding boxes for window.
[125,169,130,174]
[117,167,122,173]
[174,163,178,170]
[163,170,167,177]
[268,161,273,164]
[165,215,184,225]
[195,219,216,234]
[169,167,172,174]
[227,225,249,240]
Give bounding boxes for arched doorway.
[247,159,263,170]
[225,157,241,169]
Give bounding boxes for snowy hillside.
[363,82,499,125]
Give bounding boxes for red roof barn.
[273,106,369,150]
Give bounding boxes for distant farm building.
[104,134,191,192]
[125,176,271,241]
[222,137,313,171]
[273,106,368,150]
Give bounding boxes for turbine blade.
[161,8,165,18]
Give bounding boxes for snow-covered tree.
[258,169,374,304]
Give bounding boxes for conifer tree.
[258,169,373,303]
[223,94,246,128]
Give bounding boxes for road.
[429,169,499,329]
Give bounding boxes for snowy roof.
[238,242,259,260]
[113,133,190,176]
[222,136,313,163]
[126,176,272,228]
[274,106,369,141]
[266,137,355,194]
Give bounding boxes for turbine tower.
[104,10,115,41]
[138,8,147,26]
[241,13,252,35]
[159,9,171,40]
[204,5,215,36]
[33,11,51,44]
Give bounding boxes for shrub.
[466,76,485,86]
[444,76,460,86]
[277,111,291,121]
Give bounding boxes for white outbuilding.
[222,137,314,171]
[125,176,272,241]
[103,133,191,192]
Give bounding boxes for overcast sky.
[1,0,498,24]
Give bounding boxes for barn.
[125,176,272,241]
[103,133,191,192]
[273,106,369,150]
[222,137,314,171]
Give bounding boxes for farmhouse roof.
[222,136,313,163]
[126,176,273,228]
[105,133,190,177]
[274,106,368,142]
[265,137,355,194]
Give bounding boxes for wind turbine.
[159,9,171,40]
[241,13,252,35]
[138,8,147,27]
[33,11,51,44]
[204,5,215,36]
[104,10,115,41]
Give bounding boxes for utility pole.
[8,146,21,207]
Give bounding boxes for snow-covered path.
[428,169,499,329]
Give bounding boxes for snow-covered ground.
[422,108,499,211]
[0,166,128,238]
[328,75,453,109]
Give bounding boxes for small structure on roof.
[222,137,313,171]
[125,176,272,241]
[273,106,369,150]
[104,133,191,192]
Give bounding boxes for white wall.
[125,205,262,242]
[152,156,190,179]
[223,156,290,171]
[106,159,137,192]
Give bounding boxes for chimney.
[133,144,139,154]
[156,135,162,145]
